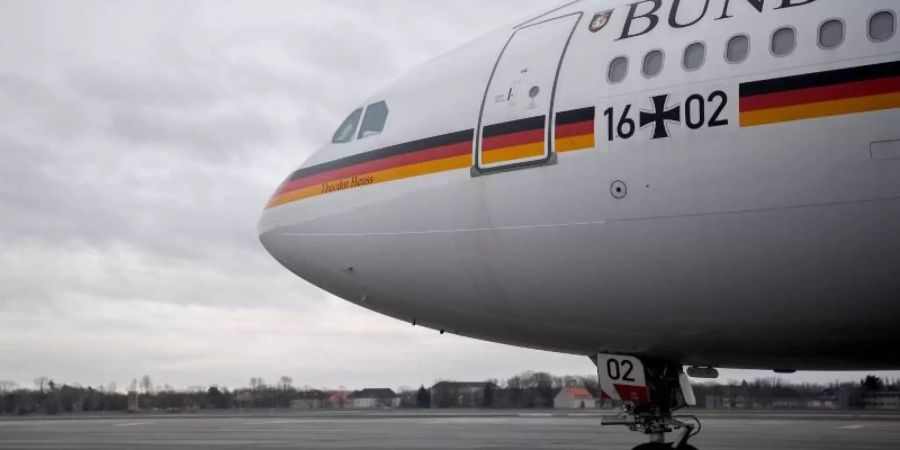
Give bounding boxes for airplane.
[258,0,900,448]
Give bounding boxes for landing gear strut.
[596,355,701,450]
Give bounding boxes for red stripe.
[740,76,900,112]
[614,385,650,404]
[276,141,471,195]
[482,128,544,151]
[555,120,593,139]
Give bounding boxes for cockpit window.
[332,108,363,144]
[357,101,389,139]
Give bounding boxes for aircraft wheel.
[631,444,697,450]
[632,444,672,450]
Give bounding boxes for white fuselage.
[259,0,900,370]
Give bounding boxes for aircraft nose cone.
[256,173,332,284]
[257,176,296,264]
[257,222,285,271]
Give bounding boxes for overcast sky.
[1,0,896,393]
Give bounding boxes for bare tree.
[140,375,153,395]
[34,376,49,394]
[278,376,293,391]
[127,379,139,412]
[0,380,16,393]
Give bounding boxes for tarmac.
[1,410,899,449]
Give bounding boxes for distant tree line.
[467,371,599,408]
[0,373,895,416]
[694,375,899,409]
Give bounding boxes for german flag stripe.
[268,130,473,208]
[274,141,471,196]
[481,115,546,164]
[555,106,595,125]
[482,115,545,138]
[482,142,545,164]
[483,128,545,151]
[555,107,595,153]
[287,129,474,182]
[741,92,900,127]
[267,108,597,209]
[268,154,472,208]
[556,120,593,138]
[740,61,900,97]
[739,61,900,127]
[740,77,900,112]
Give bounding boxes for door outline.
[473,12,583,176]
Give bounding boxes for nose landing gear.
[604,414,701,450]
[596,354,702,450]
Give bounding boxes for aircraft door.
[475,13,580,173]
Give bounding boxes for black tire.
[632,443,672,450]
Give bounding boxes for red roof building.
[554,387,596,409]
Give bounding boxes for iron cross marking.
[639,95,681,139]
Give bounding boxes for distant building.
[350,388,400,409]
[704,394,749,409]
[771,398,803,409]
[554,387,596,409]
[863,392,900,410]
[328,390,350,409]
[398,389,419,408]
[430,382,495,408]
[290,391,330,410]
[806,394,839,410]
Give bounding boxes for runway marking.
[241,420,304,425]
[113,422,154,427]
[837,424,865,430]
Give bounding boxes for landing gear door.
[475,14,581,173]
[597,353,650,404]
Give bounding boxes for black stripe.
[288,129,473,181]
[740,60,900,98]
[555,107,595,126]
[482,115,546,138]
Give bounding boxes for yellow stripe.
[741,92,900,127]
[481,142,545,164]
[267,154,471,208]
[267,184,321,207]
[555,134,595,153]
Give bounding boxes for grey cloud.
[108,106,277,161]
[67,66,223,111]
[0,74,96,141]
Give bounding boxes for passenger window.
[332,108,362,144]
[771,27,796,56]
[642,50,664,78]
[608,56,628,83]
[357,101,389,139]
[726,34,750,63]
[869,11,896,42]
[819,19,844,49]
[683,42,706,71]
